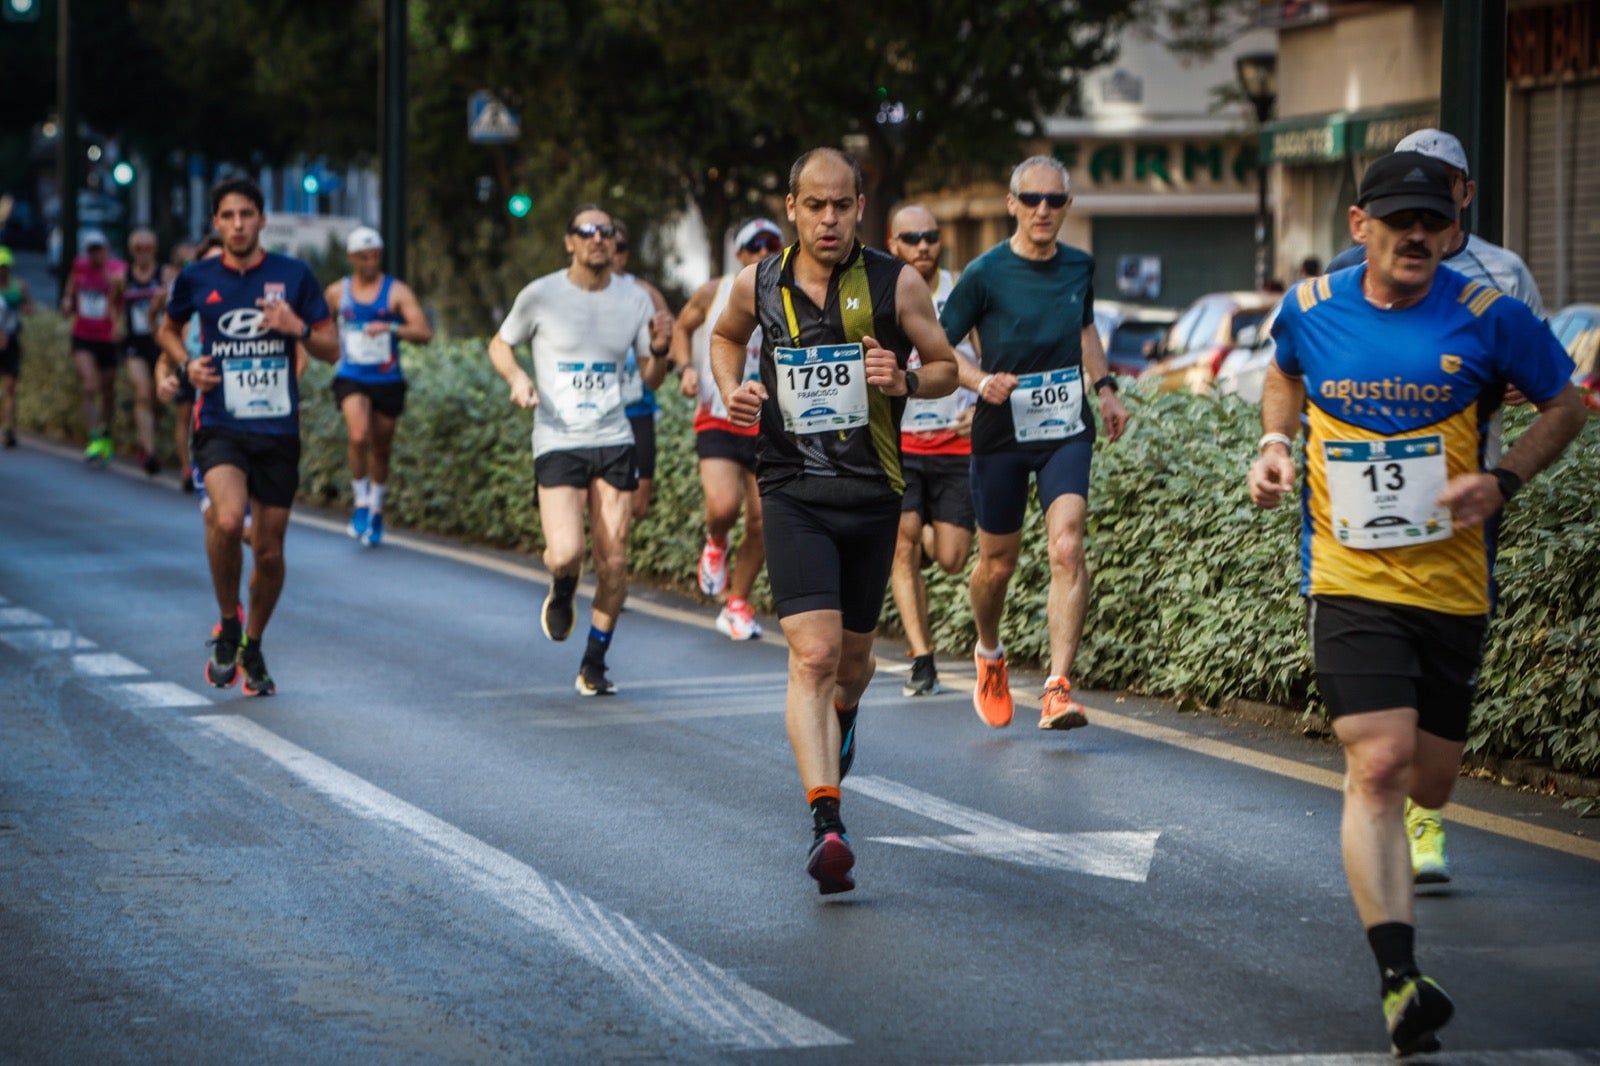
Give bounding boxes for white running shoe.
[716,599,761,640]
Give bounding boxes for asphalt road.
[2,439,1598,1065]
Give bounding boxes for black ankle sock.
[810,795,842,833]
[583,635,609,667]
[1367,922,1419,992]
[218,615,241,641]
[553,574,578,600]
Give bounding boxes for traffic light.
[507,193,532,218]
[302,172,321,196]
[111,162,135,187]
[2,0,40,23]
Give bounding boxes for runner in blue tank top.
[325,226,432,546]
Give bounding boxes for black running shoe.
[903,653,940,697]
[1384,975,1453,1057]
[239,643,275,697]
[3,429,16,449]
[205,618,241,688]
[806,823,855,895]
[837,706,858,780]
[541,586,576,641]
[575,658,616,696]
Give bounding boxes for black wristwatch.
[298,322,312,340]
[1489,466,1523,502]
[1092,374,1118,394]
[904,370,920,397]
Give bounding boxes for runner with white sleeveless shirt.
[488,203,674,696]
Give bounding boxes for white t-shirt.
[497,271,656,457]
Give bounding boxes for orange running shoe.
[1038,677,1088,730]
[972,650,1013,728]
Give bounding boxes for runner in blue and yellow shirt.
[157,177,339,698]
[1248,151,1586,1057]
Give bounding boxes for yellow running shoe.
[1405,800,1450,884]
[1383,974,1453,1057]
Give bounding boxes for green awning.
[1260,102,1439,164]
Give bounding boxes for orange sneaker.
[972,650,1013,728]
[1038,677,1088,730]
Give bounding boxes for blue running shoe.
[362,512,384,547]
[806,828,855,895]
[348,505,370,540]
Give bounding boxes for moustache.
[1397,242,1431,258]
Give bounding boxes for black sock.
[1367,922,1419,992]
[583,625,611,667]
[810,795,843,834]
[218,615,241,641]
[553,574,578,601]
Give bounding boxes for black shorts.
[1308,595,1489,742]
[332,377,408,419]
[192,427,301,509]
[123,336,160,367]
[969,441,1093,535]
[534,444,638,492]
[901,453,975,530]
[629,413,657,480]
[695,428,758,472]
[74,337,119,371]
[0,336,19,378]
[761,484,901,633]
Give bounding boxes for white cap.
[1394,128,1469,176]
[81,229,108,248]
[734,218,783,250]
[346,225,384,254]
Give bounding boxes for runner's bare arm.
[389,281,433,345]
[884,263,956,399]
[670,278,718,396]
[710,265,764,427]
[1438,383,1587,530]
[1249,363,1305,509]
[487,333,536,409]
[1081,323,1129,442]
[641,307,675,391]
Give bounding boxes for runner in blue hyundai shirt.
[157,177,339,697]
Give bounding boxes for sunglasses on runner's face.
[613,242,629,253]
[1015,192,1069,209]
[1375,210,1454,233]
[896,229,941,246]
[569,223,616,240]
[743,233,782,254]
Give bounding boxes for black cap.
[1357,151,1457,221]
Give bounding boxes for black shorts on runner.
[192,427,302,509]
[535,444,639,492]
[123,336,160,367]
[74,337,120,371]
[969,440,1093,535]
[1308,594,1489,743]
[902,453,975,530]
[761,483,901,633]
[628,412,657,480]
[695,428,759,472]
[0,337,20,379]
[332,377,408,419]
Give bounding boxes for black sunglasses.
[896,229,941,246]
[743,233,782,253]
[1376,210,1454,234]
[569,222,616,239]
[614,242,629,253]
[1016,192,1069,209]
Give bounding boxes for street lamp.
[1236,51,1277,291]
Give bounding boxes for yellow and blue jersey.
[1273,265,1573,615]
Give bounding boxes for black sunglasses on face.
[896,229,941,246]
[743,234,782,253]
[1376,210,1454,233]
[569,222,616,239]
[1016,192,1069,209]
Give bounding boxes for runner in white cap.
[324,225,432,546]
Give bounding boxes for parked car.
[1092,300,1179,379]
[1139,291,1277,394]
[1215,299,1285,403]
[1548,303,1600,409]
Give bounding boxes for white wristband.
[978,374,995,397]
[1258,432,1294,453]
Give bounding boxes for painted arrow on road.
[847,774,1161,882]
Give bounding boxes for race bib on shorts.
[1323,435,1452,549]
[223,357,292,420]
[1009,367,1084,443]
[342,326,392,366]
[774,343,868,434]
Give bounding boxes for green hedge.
[15,318,1600,774]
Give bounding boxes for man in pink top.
[59,230,126,464]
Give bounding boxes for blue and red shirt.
[166,251,329,437]
[334,274,404,385]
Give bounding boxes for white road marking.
[113,682,213,708]
[199,715,849,1051]
[975,1050,1600,1066]
[0,628,96,652]
[71,652,149,677]
[0,607,52,627]
[848,774,1160,883]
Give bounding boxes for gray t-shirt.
[497,270,655,457]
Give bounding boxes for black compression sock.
[1367,922,1419,992]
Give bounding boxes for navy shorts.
[969,441,1093,535]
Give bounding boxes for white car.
[1215,299,1285,403]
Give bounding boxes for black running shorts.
[1308,594,1489,742]
[761,482,900,633]
[534,444,639,492]
[901,453,975,530]
[74,337,120,371]
[192,427,301,509]
[0,336,19,379]
[628,412,657,480]
[123,336,160,367]
[695,428,758,472]
[332,377,409,419]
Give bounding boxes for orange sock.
[833,698,857,716]
[806,785,841,806]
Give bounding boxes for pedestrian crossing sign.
[468,92,520,144]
